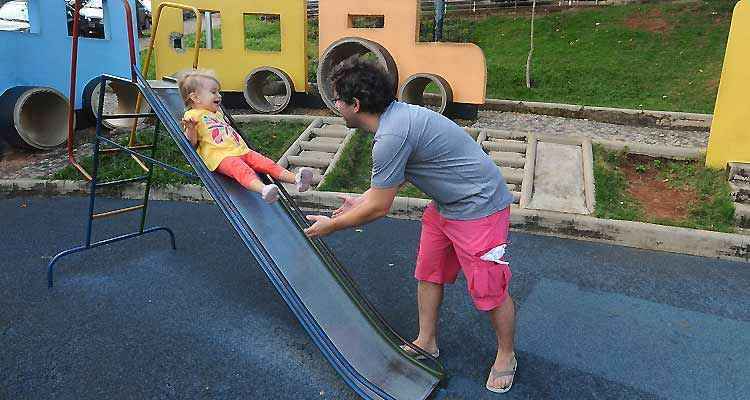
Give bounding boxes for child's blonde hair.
[176,69,220,109]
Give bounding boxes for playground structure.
[705,0,750,169]
[317,0,486,115]
[0,0,141,150]
[1,0,488,153]
[151,0,486,116]
[43,2,446,398]
[152,0,308,114]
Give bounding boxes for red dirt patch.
[620,155,698,221]
[624,8,671,34]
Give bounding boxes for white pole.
[204,11,213,49]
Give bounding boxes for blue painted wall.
[0,0,140,109]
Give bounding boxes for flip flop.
[485,354,517,394]
[399,344,439,360]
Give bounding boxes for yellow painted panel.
[319,0,486,105]
[706,1,750,168]
[151,0,307,93]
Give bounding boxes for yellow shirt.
[184,109,250,171]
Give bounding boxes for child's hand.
[182,117,198,146]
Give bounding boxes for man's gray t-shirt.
[371,101,514,220]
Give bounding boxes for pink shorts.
[415,203,512,311]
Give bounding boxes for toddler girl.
[178,70,312,203]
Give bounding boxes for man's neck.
[359,112,381,134]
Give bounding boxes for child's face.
[190,78,222,112]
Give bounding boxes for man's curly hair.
[329,55,396,114]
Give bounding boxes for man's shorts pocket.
[468,258,508,299]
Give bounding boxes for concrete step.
[299,150,333,160]
[500,166,524,184]
[309,136,343,144]
[735,202,750,228]
[730,180,750,203]
[287,155,330,168]
[483,139,527,153]
[300,140,340,152]
[727,162,750,182]
[311,126,351,138]
[484,129,527,140]
[491,151,526,168]
[322,123,350,132]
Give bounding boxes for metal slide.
[133,70,444,400]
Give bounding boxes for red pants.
[215,151,285,189]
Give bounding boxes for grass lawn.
[52,121,309,186]
[593,144,735,232]
[451,0,735,112]
[140,50,156,80]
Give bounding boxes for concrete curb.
[2,179,748,263]
[305,83,712,131]
[479,99,712,132]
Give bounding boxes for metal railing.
[306,0,608,17]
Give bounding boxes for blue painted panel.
[517,279,750,399]
[0,0,139,109]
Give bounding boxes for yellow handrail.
[128,2,203,170]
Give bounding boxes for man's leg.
[412,203,461,354]
[443,206,517,391]
[487,294,516,389]
[412,280,444,353]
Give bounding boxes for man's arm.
[304,186,399,237]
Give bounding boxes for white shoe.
[261,184,279,203]
[296,167,314,192]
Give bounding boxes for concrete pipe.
[84,79,151,130]
[399,73,453,115]
[0,86,70,150]
[317,37,398,115]
[243,67,294,114]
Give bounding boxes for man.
[304,56,517,393]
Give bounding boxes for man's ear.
[353,98,361,113]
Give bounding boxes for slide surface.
[134,71,443,400]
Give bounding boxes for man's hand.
[304,215,337,238]
[181,116,199,147]
[332,195,362,217]
[304,186,397,238]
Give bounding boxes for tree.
[526,0,537,89]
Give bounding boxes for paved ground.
[1,196,748,400]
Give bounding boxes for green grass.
[244,15,282,52]
[183,28,223,49]
[182,15,282,52]
[318,131,427,198]
[466,0,735,112]
[592,144,736,232]
[140,50,156,80]
[654,156,736,232]
[592,144,644,221]
[52,121,308,186]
